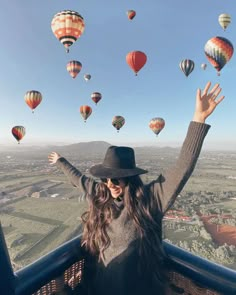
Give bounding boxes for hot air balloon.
[218,14,231,31]
[179,59,195,77]
[12,126,26,144]
[149,118,165,136]
[126,51,147,75]
[91,92,102,105]
[112,116,125,132]
[66,60,82,78]
[24,90,42,113]
[127,10,136,20]
[204,36,234,76]
[84,74,91,81]
[51,10,85,53]
[201,63,207,70]
[80,105,92,122]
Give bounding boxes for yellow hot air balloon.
[51,10,85,53]
[218,14,231,31]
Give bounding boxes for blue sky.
[0,0,235,149]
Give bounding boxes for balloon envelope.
[204,36,234,75]
[201,63,207,70]
[149,118,165,136]
[218,13,231,31]
[126,51,147,75]
[80,105,92,122]
[127,10,136,20]
[91,92,102,105]
[12,126,26,143]
[67,60,82,78]
[51,10,85,52]
[179,59,195,77]
[112,116,125,132]
[84,74,91,81]
[24,90,42,112]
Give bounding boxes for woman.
[48,82,224,294]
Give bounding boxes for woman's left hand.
[193,81,225,123]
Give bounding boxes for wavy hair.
[81,175,168,289]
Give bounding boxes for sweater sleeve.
[56,157,98,199]
[151,121,210,214]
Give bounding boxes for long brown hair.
[81,175,168,288]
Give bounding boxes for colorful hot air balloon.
[51,10,85,53]
[201,63,207,70]
[84,74,91,81]
[112,116,125,132]
[24,90,42,113]
[91,92,102,105]
[126,51,147,75]
[80,105,92,122]
[179,59,195,77]
[66,60,82,78]
[149,118,165,136]
[218,13,231,31]
[12,126,26,144]
[204,36,234,76]
[127,10,136,20]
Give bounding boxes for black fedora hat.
[89,146,148,178]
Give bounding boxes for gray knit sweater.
[56,121,210,295]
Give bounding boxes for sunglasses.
[101,178,124,186]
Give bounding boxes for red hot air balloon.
[66,60,82,78]
[126,51,147,75]
[24,90,42,113]
[12,126,26,144]
[127,10,136,20]
[91,92,102,105]
[149,118,165,136]
[204,36,234,76]
[112,116,125,132]
[51,10,85,53]
[80,105,92,122]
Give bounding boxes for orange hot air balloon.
[12,126,26,144]
[24,90,42,113]
[80,105,92,122]
[126,51,147,75]
[91,92,102,105]
[51,10,85,53]
[149,118,165,136]
[127,10,136,20]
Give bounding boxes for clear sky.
[0,0,235,150]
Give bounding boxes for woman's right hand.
[48,152,61,165]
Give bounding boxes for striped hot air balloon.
[91,92,102,105]
[51,10,85,53]
[126,51,147,75]
[66,60,82,78]
[112,116,125,132]
[84,74,91,81]
[127,10,136,20]
[218,13,231,31]
[80,105,92,122]
[149,118,165,136]
[179,59,195,77]
[12,126,26,144]
[204,36,234,75]
[24,90,42,113]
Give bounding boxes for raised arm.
[152,82,225,214]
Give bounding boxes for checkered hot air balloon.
[24,90,42,113]
[51,10,85,53]
[66,60,82,78]
[149,118,165,136]
[112,116,125,132]
[80,105,92,122]
[179,59,195,77]
[204,36,234,76]
[91,92,102,105]
[12,126,26,144]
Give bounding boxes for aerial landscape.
[0,142,235,271]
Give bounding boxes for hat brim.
[89,164,148,178]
